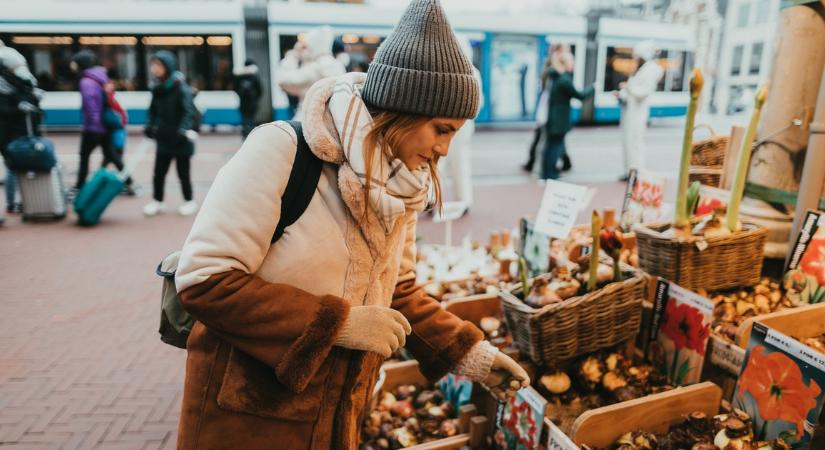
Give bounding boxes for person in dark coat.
[541,51,594,180]
[232,59,262,139]
[0,41,42,217]
[70,50,135,194]
[143,50,198,217]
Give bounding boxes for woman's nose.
[434,144,448,157]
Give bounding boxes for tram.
[1,0,694,127]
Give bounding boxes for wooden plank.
[380,360,428,394]
[408,435,470,450]
[736,302,825,347]
[720,125,746,190]
[444,294,502,327]
[569,382,722,448]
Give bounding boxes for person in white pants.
[439,35,482,215]
[617,40,664,175]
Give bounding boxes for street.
[0,116,726,449]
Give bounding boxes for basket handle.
[693,124,716,138]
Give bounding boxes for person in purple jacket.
[70,50,135,195]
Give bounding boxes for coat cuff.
[412,321,483,382]
[275,294,350,393]
[451,340,498,382]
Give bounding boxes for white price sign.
[534,180,592,239]
[546,419,579,450]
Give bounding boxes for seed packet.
[648,278,714,386]
[494,386,547,450]
[620,169,670,232]
[785,210,825,304]
[734,322,825,448]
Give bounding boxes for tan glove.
[334,305,412,358]
[483,352,530,401]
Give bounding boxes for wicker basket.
[634,222,768,292]
[689,125,728,187]
[499,267,647,365]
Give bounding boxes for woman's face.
[393,118,467,170]
[150,60,167,80]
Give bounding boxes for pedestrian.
[173,1,529,448]
[523,44,571,173]
[0,40,43,220]
[276,25,346,119]
[100,80,131,185]
[142,50,198,217]
[232,58,262,140]
[617,40,664,175]
[439,34,482,215]
[541,51,594,180]
[70,50,135,195]
[332,38,351,71]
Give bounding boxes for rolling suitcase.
[72,139,149,226]
[18,166,67,222]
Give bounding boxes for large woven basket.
[634,222,768,292]
[499,267,646,365]
[689,125,728,187]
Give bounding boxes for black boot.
[561,153,572,172]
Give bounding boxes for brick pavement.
[0,123,678,449]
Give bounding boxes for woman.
[618,40,664,174]
[541,51,594,180]
[174,1,529,448]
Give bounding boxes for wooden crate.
[734,302,825,347]
[375,360,490,450]
[443,293,502,328]
[567,382,722,449]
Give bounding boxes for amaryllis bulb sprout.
[588,211,602,292]
[726,85,768,232]
[675,68,704,230]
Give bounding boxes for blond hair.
[361,109,443,218]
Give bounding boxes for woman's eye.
[436,127,450,135]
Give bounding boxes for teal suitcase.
[73,168,124,226]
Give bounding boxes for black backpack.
[156,121,322,348]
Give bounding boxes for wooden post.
[789,67,825,254]
[746,3,825,195]
[469,416,489,448]
[458,404,477,434]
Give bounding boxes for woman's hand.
[483,352,530,401]
[334,305,412,358]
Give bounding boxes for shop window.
[737,2,751,28]
[755,0,771,24]
[731,45,744,76]
[749,43,763,75]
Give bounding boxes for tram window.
[656,50,689,92]
[3,34,76,91]
[749,43,763,75]
[79,37,140,91]
[603,46,636,92]
[144,35,234,91]
[731,45,744,76]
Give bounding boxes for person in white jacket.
[439,34,482,215]
[276,26,346,120]
[617,40,664,175]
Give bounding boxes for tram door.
[488,34,539,121]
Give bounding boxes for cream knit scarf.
[328,74,430,234]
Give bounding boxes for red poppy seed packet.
[785,210,825,305]
[734,322,825,448]
[494,386,547,450]
[648,278,714,386]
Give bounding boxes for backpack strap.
[272,120,323,243]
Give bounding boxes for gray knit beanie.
[362,0,480,119]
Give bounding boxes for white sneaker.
[143,200,166,217]
[178,200,199,216]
